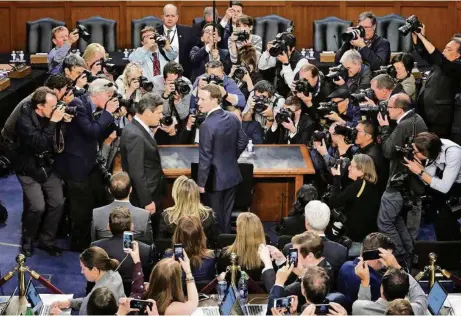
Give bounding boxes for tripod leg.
[28,269,63,294]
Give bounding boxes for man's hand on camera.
[211,49,220,61]
[281,117,296,133]
[68,30,79,45]
[266,41,274,52]
[63,113,74,123]
[314,139,328,156]
[354,258,370,286]
[333,76,346,86]
[325,111,343,123]
[350,36,366,48]
[377,112,389,126]
[105,98,119,114]
[198,77,208,89]
[331,164,341,176]
[298,91,313,107]
[378,248,401,269]
[276,52,289,64]
[164,80,175,97]
[50,105,66,123]
[76,75,87,89]
[164,38,172,52]
[403,157,424,175]
[360,96,376,107]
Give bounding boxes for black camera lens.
[295,79,315,96]
[235,30,250,42]
[175,79,191,95]
[275,108,294,125]
[155,34,166,48]
[269,40,286,57]
[253,96,268,114]
[399,15,422,36]
[160,116,174,126]
[341,26,365,42]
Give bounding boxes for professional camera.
[325,64,348,82]
[118,98,138,110]
[395,144,414,161]
[0,135,17,178]
[202,74,224,86]
[325,206,352,249]
[55,100,78,116]
[82,69,102,83]
[374,65,397,78]
[399,15,423,36]
[190,109,206,127]
[350,88,375,104]
[269,32,289,57]
[73,24,91,42]
[309,130,331,147]
[234,30,250,42]
[160,116,174,127]
[253,95,268,113]
[358,100,388,119]
[317,101,338,116]
[334,125,358,144]
[327,157,351,170]
[36,151,55,168]
[275,108,294,124]
[232,64,249,82]
[153,34,167,48]
[294,78,315,96]
[341,26,365,42]
[99,58,116,75]
[174,79,191,95]
[138,76,154,92]
[95,153,112,185]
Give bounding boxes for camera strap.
[159,48,171,62]
[357,179,366,198]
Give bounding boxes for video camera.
[317,101,338,116]
[253,95,269,114]
[202,74,224,86]
[56,100,78,116]
[73,24,91,42]
[399,15,423,36]
[294,78,316,96]
[275,108,294,124]
[374,65,397,78]
[341,26,365,42]
[174,79,191,95]
[234,30,250,42]
[350,88,375,104]
[334,125,357,144]
[325,64,348,82]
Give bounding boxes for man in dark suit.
[91,207,154,295]
[227,106,263,144]
[55,79,119,251]
[413,25,461,138]
[91,172,153,244]
[192,7,224,48]
[155,4,196,79]
[196,84,249,234]
[120,92,166,238]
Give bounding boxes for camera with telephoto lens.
[232,64,250,81]
[275,108,294,124]
[317,101,338,116]
[253,95,268,113]
[174,79,191,95]
[295,78,316,96]
[202,74,224,86]
[334,125,358,144]
[152,34,167,48]
[399,15,423,36]
[55,100,78,116]
[160,116,174,127]
[137,76,153,92]
[374,65,397,78]
[395,144,414,161]
[350,88,376,104]
[341,26,365,42]
[327,157,351,171]
[325,64,348,82]
[358,100,388,119]
[73,24,91,42]
[234,30,250,42]
[269,33,288,57]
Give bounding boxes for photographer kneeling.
[404,132,461,240]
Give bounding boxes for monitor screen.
[220,286,236,315]
[428,281,448,315]
[26,281,43,315]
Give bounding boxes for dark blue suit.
[198,108,248,233]
[189,45,231,83]
[242,121,263,144]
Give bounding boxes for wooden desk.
[159,144,315,221]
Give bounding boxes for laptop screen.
[428,281,448,315]
[220,286,236,315]
[26,281,44,315]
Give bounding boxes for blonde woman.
[82,43,108,77]
[115,62,144,102]
[160,176,217,245]
[218,212,267,281]
[330,154,380,253]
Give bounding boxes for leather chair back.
[193,17,204,25]
[313,16,352,52]
[131,16,163,48]
[77,16,117,53]
[253,15,293,50]
[376,14,412,52]
[26,18,66,53]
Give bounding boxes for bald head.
[163,4,178,15]
[162,4,179,27]
[389,93,411,111]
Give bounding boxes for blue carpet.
[0,175,86,297]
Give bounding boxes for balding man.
[156,4,196,78]
[377,93,427,268]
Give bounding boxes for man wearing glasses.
[335,11,391,71]
[376,93,427,268]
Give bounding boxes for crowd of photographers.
[1,1,461,315]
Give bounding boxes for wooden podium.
[159,144,315,221]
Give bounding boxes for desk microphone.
[333,35,340,50]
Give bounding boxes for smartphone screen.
[123,232,133,250]
[174,244,184,261]
[289,248,298,267]
[274,297,292,309]
[362,250,381,261]
[130,299,153,311]
[315,304,330,315]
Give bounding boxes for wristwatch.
[418,170,424,177]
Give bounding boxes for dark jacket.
[164,250,216,282]
[265,113,317,146]
[189,46,231,83]
[242,121,264,145]
[359,142,389,193]
[55,95,114,181]
[120,119,166,208]
[335,36,391,71]
[345,64,372,93]
[414,38,461,137]
[15,103,63,182]
[278,214,306,237]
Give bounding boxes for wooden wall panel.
[125,6,165,48]
[345,2,395,22]
[0,7,10,52]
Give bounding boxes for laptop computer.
[25,279,52,316]
[0,286,17,315]
[428,281,449,315]
[192,287,237,316]
[232,286,267,316]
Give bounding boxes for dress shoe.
[38,245,63,256]
[21,242,34,257]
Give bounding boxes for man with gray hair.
[56,78,119,251]
[361,74,405,107]
[304,200,331,236]
[332,49,372,93]
[62,53,88,91]
[120,92,166,238]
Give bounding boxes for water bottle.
[11,51,16,62]
[238,271,248,303]
[123,48,129,59]
[247,139,254,153]
[411,62,421,80]
[309,48,315,59]
[19,51,24,62]
[301,48,306,57]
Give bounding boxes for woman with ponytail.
[51,247,125,315]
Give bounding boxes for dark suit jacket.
[156,24,196,79]
[55,95,114,181]
[197,108,249,191]
[265,113,317,146]
[120,119,166,208]
[335,36,391,71]
[91,236,154,295]
[345,64,372,93]
[278,214,306,237]
[242,121,263,145]
[189,46,231,82]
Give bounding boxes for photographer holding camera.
[56,79,119,251]
[335,11,390,71]
[359,74,404,109]
[115,62,145,103]
[82,43,112,79]
[129,26,178,82]
[229,45,264,99]
[322,87,362,128]
[242,80,285,130]
[377,93,427,267]
[220,1,244,49]
[265,96,317,145]
[411,22,461,138]
[258,32,309,97]
[48,26,79,74]
[15,87,73,257]
[292,64,331,113]
[62,54,88,93]
[391,53,417,101]
[228,15,262,64]
[404,132,461,240]
[331,49,372,93]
